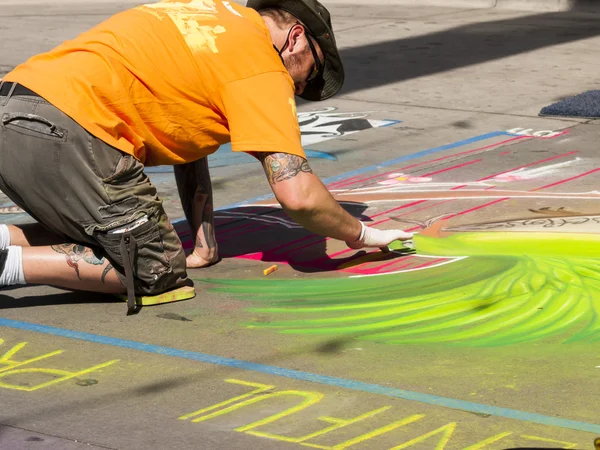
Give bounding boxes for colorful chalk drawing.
[195,128,600,347]
[506,127,569,139]
[209,214,600,347]
[179,378,581,449]
[297,107,399,147]
[0,337,118,391]
[379,158,581,186]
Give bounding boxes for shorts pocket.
[98,197,142,220]
[94,217,172,288]
[102,153,143,184]
[1,112,68,142]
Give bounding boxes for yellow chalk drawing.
[192,390,322,425]
[463,433,513,450]
[234,391,323,432]
[181,379,322,431]
[247,406,392,444]
[180,379,580,450]
[316,415,425,450]
[390,422,457,450]
[143,0,226,54]
[0,362,119,392]
[0,339,118,391]
[0,340,63,373]
[520,435,578,449]
[179,378,275,421]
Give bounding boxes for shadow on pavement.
[0,291,120,309]
[211,203,391,273]
[335,10,600,97]
[570,0,600,10]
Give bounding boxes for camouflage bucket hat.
[247,0,345,101]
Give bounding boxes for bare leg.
[22,244,125,294]
[8,223,67,247]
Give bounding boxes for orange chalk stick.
[263,265,279,276]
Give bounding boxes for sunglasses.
[299,24,323,83]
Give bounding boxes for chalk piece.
[263,265,279,276]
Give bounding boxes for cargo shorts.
[0,82,188,295]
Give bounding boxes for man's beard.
[283,53,303,78]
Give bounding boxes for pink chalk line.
[327,136,529,190]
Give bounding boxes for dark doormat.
[539,90,600,119]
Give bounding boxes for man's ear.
[287,25,305,53]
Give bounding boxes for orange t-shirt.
[4,0,304,166]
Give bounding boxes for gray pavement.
[1,1,600,449]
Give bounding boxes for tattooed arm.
[257,152,362,242]
[174,158,219,268]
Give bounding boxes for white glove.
[346,222,413,250]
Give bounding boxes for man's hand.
[346,222,413,250]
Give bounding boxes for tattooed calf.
[51,244,109,281]
[101,264,115,284]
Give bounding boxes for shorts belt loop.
[120,232,139,316]
[0,82,16,107]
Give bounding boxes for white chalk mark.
[218,212,301,228]
[349,257,467,278]
[493,158,581,182]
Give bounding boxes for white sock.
[0,246,26,286]
[0,224,10,250]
